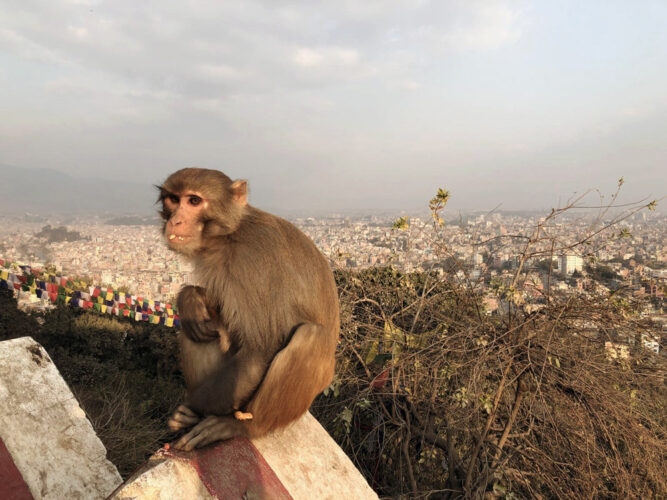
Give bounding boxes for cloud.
[0,0,526,100]
[0,27,68,65]
[290,46,370,85]
[293,48,324,67]
[195,63,244,83]
[416,1,524,51]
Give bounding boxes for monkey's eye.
[167,194,180,204]
[189,195,203,206]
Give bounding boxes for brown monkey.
[159,167,339,450]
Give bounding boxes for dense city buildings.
[1,210,665,350]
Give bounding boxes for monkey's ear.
[231,180,248,206]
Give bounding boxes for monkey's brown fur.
[159,167,339,450]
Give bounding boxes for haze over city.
[1,0,665,213]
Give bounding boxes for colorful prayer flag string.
[0,258,179,327]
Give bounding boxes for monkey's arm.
[177,285,220,342]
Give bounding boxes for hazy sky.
[1,0,665,212]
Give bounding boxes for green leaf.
[372,353,393,364]
[392,216,410,231]
[356,398,372,410]
[493,481,507,495]
[383,320,403,360]
[365,340,379,365]
[335,406,353,435]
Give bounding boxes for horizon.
[1,162,664,219]
[1,1,666,212]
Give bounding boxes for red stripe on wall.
[0,437,34,500]
[165,437,292,499]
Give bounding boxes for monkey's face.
[161,190,207,256]
[159,168,249,254]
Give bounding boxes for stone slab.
[0,337,122,499]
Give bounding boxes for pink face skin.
[164,191,208,251]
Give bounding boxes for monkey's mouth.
[168,234,192,243]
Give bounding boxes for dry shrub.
[312,267,665,499]
[73,372,181,478]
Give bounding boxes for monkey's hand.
[172,415,247,451]
[177,285,220,342]
[168,404,201,432]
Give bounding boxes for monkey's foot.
[168,404,200,431]
[171,415,246,451]
[234,410,253,421]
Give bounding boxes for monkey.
[175,285,250,421]
[158,167,339,451]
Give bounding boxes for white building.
[641,334,660,354]
[559,254,583,275]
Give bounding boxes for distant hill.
[35,224,89,242]
[0,164,156,216]
[105,215,159,226]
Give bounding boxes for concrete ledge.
[111,438,291,500]
[0,337,122,499]
[253,412,377,499]
[109,453,215,500]
[111,413,378,499]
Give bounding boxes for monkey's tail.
[245,322,336,437]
